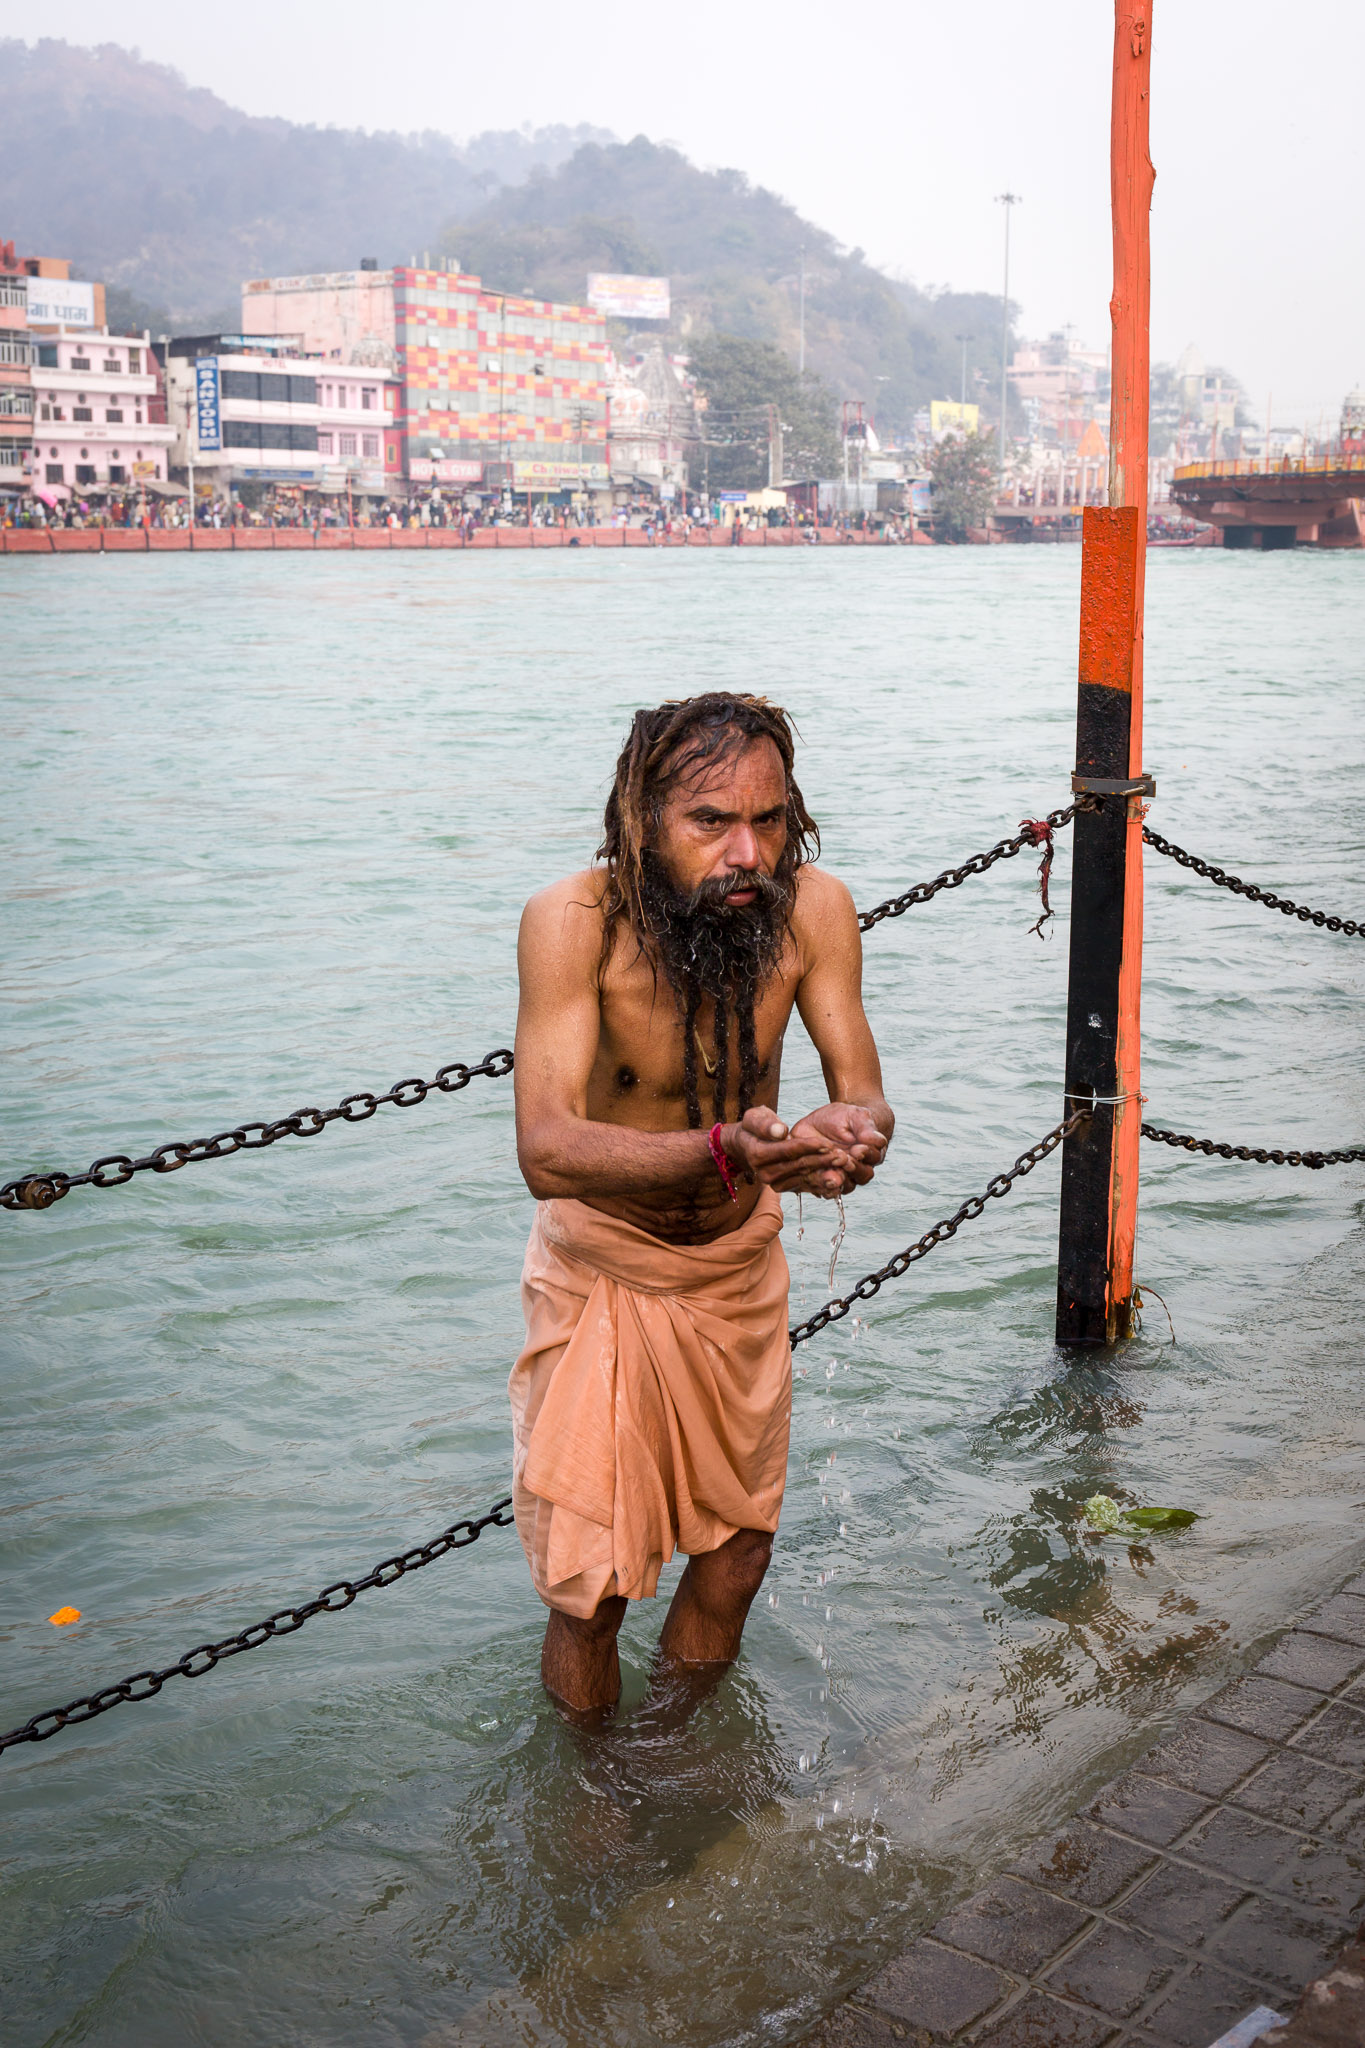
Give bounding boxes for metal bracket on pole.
[1071,773,1156,798]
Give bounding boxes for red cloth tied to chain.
[1019,818,1057,938]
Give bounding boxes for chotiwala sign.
[511,459,609,486]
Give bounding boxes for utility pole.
[954,332,974,407]
[767,402,784,488]
[998,194,1019,475]
[995,193,1021,477]
[798,246,807,377]
[1055,2,1154,1346]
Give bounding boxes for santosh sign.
[195,358,222,452]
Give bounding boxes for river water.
[2,545,1363,2047]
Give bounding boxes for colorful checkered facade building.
[394,268,609,472]
[241,267,610,484]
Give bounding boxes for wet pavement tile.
[928,1877,1090,1974]
[1199,1676,1328,1745]
[1206,1895,1353,2004]
[1183,1808,1365,1918]
[858,1940,1007,2036]
[1290,1700,1365,1776]
[1007,1823,1158,1908]
[1122,1858,1249,1944]
[1254,1633,1365,1695]
[1140,1959,1273,2047]
[1087,1774,1213,1849]
[1042,1921,1182,2018]
[1232,1751,1360,1832]
[803,2002,929,2047]
[971,1989,1118,2046]
[1136,1720,1271,1799]
[1298,1595,1365,1650]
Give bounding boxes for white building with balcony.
[27,330,174,500]
[162,335,401,499]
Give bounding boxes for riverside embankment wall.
[1,526,914,555]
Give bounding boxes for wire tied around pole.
[1018,817,1061,939]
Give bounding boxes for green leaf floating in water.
[1082,1493,1199,1536]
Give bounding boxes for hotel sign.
[409,458,484,482]
[194,357,222,451]
[26,279,96,326]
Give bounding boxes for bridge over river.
[1172,453,1365,548]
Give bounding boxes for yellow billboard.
[930,400,980,439]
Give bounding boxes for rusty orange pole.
[1055,2,1154,1345]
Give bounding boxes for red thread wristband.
[708,1123,739,1203]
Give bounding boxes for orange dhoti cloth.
[508,1189,792,1618]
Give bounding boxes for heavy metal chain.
[857,807,1077,929]
[4,1118,1086,1754]
[0,1050,516,1212]
[1142,827,1363,936]
[788,1110,1087,1347]
[1142,1125,1365,1169]
[0,1496,515,1755]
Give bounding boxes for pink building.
[30,329,175,502]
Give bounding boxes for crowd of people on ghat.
[0,489,921,541]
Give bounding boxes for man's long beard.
[637,852,796,1129]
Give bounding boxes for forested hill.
[0,40,611,329]
[3,40,1011,433]
[446,139,1009,437]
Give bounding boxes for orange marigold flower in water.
[49,1606,81,1626]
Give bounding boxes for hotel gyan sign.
[194,358,222,452]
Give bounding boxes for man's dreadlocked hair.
[596,693,820,1130]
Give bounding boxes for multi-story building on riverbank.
[30,328,174,500]
[0,242,33,496]
[241,265,611,497]
[161,336,401,502]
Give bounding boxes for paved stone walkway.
[805,1569,1365,2048]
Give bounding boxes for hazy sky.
[7,0,1361,429]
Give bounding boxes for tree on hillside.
[685,334,840,490]
[929,432,997,542]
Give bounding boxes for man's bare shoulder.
[519,870,609,969]
[792,863,860,951]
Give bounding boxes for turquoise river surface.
[2,544,1363,2046]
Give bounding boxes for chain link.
[788,1111,1087,1347]
[1142,1124,1365,1169]
[0,1496,515,1755]
[0,1050,515,1212]
[857,807,1078,929]
[1142,827,1362,936]
[6,811,1361,1215]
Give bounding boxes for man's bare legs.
[539,1528,773,1722]
[658,1528,773,1668]
[542,1595,628,1720]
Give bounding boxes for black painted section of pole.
[1055,508,1136,1345]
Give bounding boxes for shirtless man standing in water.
[509,693,894,1715]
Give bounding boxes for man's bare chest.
[588,955,800,1124]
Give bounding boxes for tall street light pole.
[996,192,1021,477]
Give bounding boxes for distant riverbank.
[0,523,929,557]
